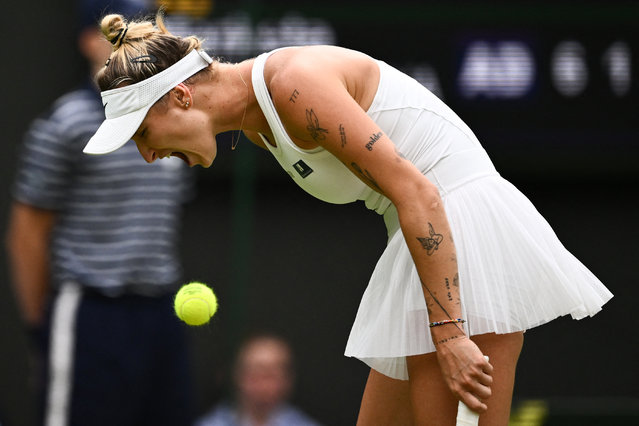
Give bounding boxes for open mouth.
[171,152,190,166]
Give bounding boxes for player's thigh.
[357,368,413,426]
[406,351,458,426]
[406,332,524,426]
[472,331,524,426]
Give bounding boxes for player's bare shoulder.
[264,46,379,109]
[264,46,341,93]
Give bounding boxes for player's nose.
[135,141,158,163]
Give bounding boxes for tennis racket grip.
[455,356,489,426]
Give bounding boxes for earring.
[185,100,190,108]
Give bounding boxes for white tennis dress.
[251,49,613,380]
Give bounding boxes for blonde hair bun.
[95,11,207,90]
[101,14,127,47]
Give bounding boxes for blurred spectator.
[4,1,196,425]
[196,334,322,426]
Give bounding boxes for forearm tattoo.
[421,280,454,320]
[339,124,347,148]
[305,109,328,141]
[445,277,453,301]
[416,223,443,255]
[351,162,381,191]
[421,279,464,334]
[443,273,461,305]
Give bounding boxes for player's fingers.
[454,374,490,402]
[460,390,488,414]
[462,361,492,387]
[473,382,492,401]
[477,368,493,387]
[455,368,492,403]
[481,357,494,374]
[467,355,492,387]
[486,358,494,373]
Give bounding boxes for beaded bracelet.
[428,318,466,328]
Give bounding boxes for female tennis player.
[84,12,612,425]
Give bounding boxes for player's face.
[132,100,217,167]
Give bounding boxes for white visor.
[83,49,213,155]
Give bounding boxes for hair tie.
[110,25,129,48]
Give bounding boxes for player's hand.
[434,335,493,413]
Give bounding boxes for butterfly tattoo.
[416,223,444,255]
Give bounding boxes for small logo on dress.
[293,160,313,178]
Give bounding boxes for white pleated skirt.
[344,148,613,380]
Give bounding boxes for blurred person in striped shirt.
[5,1,196,425]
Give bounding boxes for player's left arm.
[270,56,492,412]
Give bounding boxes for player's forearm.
[397,194,465,340]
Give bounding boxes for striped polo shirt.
[12,83,194,296]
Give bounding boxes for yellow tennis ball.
[174,282,218,326]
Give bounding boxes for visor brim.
[83,107,149,155]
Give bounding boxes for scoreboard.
[164,0,638,178]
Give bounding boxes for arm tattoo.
[305,109,328,141]
[416,223,443,255]
[445,277,453,301]
[421,280,453,319]
[289,89,299,103]
[339,124,347,148]
[351,162,381,191]
[435,335,462,346]
[365,131,383,151]
[421,279,465,334]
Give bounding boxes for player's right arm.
[5,202,57,327]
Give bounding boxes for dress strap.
[250,48,291,154]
